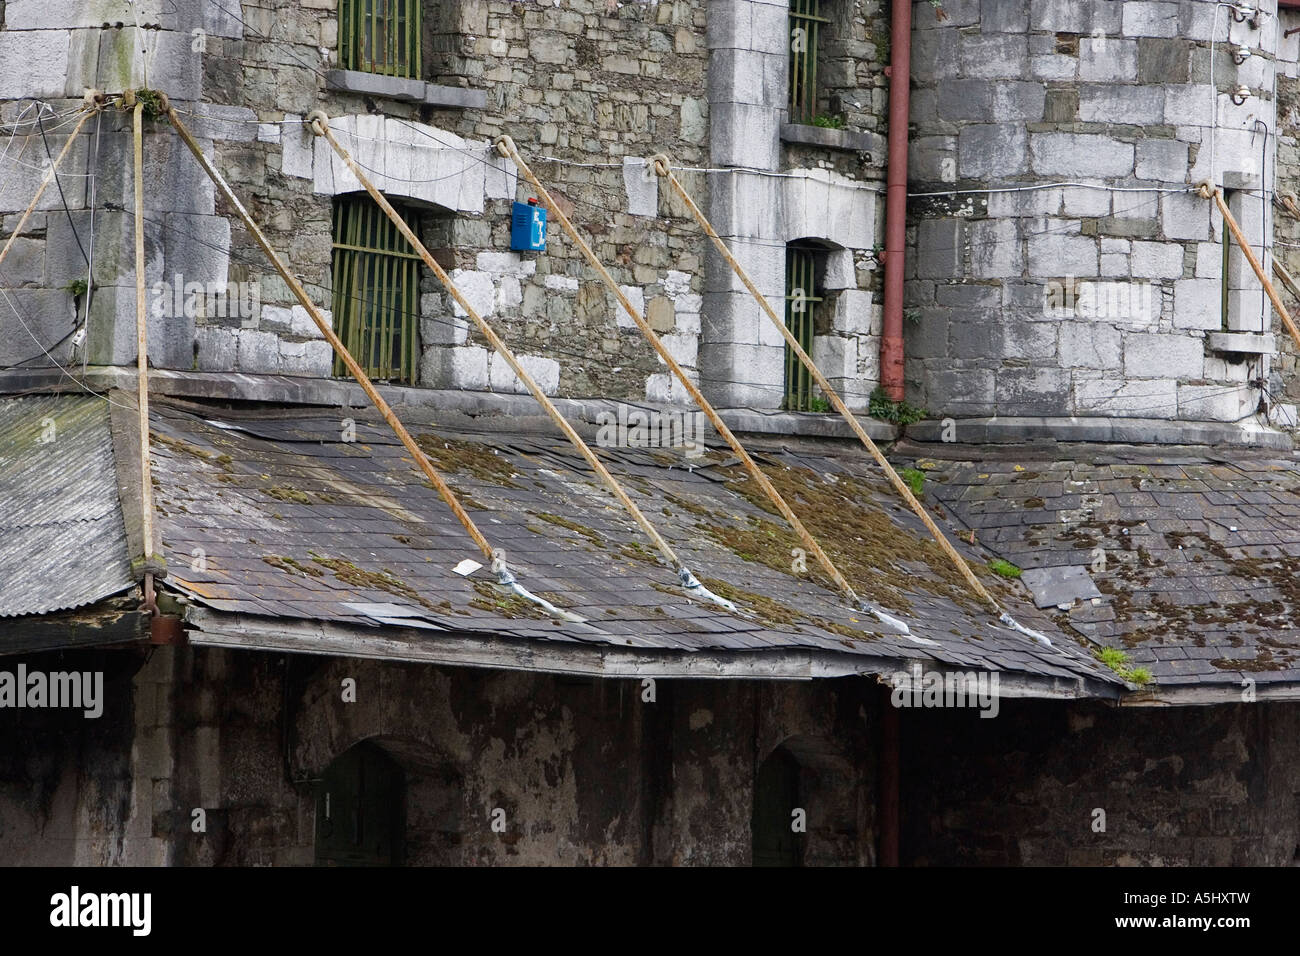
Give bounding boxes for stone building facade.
[0,0,890,411]
[3,0,1300,871]
[907,0,1293,426]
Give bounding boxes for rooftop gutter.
[182,606,1123,700]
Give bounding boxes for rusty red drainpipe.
[879,0,912,402]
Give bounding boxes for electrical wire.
[37,106,90,269]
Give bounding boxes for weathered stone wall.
[0,648,171,865]
[0,0,887,411]
[7,645,1300,866]
[1272,10,1300,426]
[163,648,878,866]
[703,0,886,409]
[906,0,1284,424]
[902,698,1300,866]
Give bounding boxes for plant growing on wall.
[868,386,927,425]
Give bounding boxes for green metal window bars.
[331,195,423,384]
[784,243,822,411]
[340,0,422,78]
[788,0,828,124]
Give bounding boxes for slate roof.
[900,441,1300,693]
[143,397,1121,689]
[0,395,135,617]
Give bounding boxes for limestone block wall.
[0,0,887,410]
[1272,7,1300,427]
[203,0,717,402]
[0,0,252,372]
[703,0,886,411]
[905,0,1284,423]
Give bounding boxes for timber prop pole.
[307,111,736,614]
[651,153,1052,646]
[163,98,578,622]
[497,135,908,635]
[1197,180,1300,352]
[0,108,96,276]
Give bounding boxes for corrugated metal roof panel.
[0,395,135,616]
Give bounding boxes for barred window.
[340,0,422,78]
[788,0,828,124]
[331,195,423,384]
[784,241,825,411]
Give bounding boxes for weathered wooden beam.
[0,595,150,657]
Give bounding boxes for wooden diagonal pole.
[497,135,911,633]
[131,96,155,563]
[164,100,496,564]
[651,153,1046,641]
[1199,181,1300,352]
[0,108,94,277]
[307,114,742,610]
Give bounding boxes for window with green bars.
[788,0,828,124]
[331,195,423,384]
[784,243,823,411]
[340,0,422,78]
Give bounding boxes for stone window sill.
[1208,331,1275,355]
[780,123,885,159]
[325,69,486,109]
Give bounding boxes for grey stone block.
[0,30,70,99]
[908,135,957,182]
[195,326,238,372]
[1172,278,1221,329]
[969,218,1022,279]
[905,309,950,360]
[1029,233,1098,279]
[0,237,45,286]
[699,342,783,409]
[1059,322,1122,370]
[1138,37,1191,84]
[1177,384,1255,422]
[237,329,281,374]
[779,124,885,158]
[0,289,76,365]
[325,69,487,109]
[1079,37,1139,83]
[911,26,960,82]
[1122,1,1181,38]
[1074,375,1178,417]
[1030,134,1134,178]
[960,33,1028,79]
[1030,2,1123,34]
[1078,85,1166,125]
[959,123,1028,178]
[1002,319,1059,361]
[1130,240,1185,279]
[949,319,1004,359]
[1124,332,1203,379]
[1208,332,1275,355]
[47,211,164,291]
[916,220,964,279]
[996,367,1071,415]
[981,0,1028,33]
[923,365,996,417]
[709,48,785,108]
[1135,139,1189,183]
[184,104,260,144]
[709,102,779,171]
[162,213,232,288]
[706,0,752,51]
[1161,191,1211,241]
